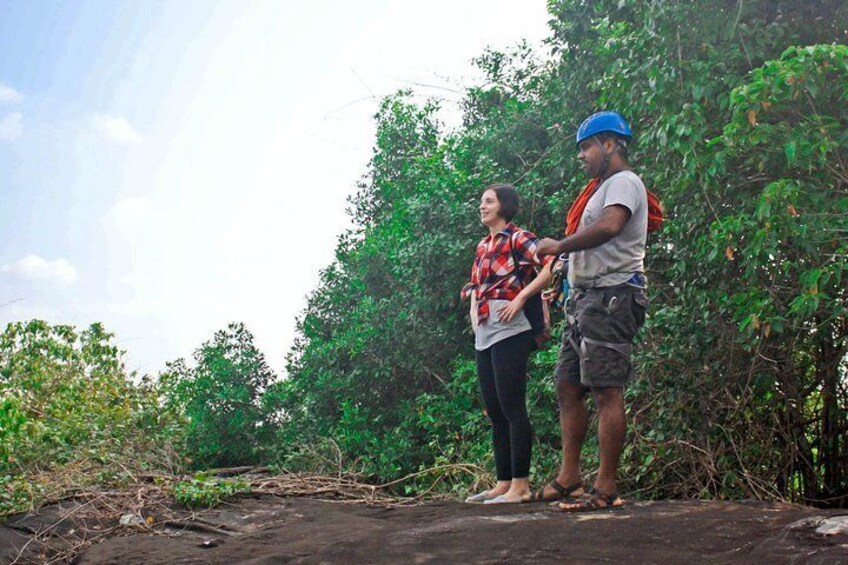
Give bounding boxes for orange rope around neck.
[565,177,601,236]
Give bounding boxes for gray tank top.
[474,299,532,351]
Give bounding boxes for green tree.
[160,322,277,468]
[680,44,848,502]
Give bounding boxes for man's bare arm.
[537,205,631,257]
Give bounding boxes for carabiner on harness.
[542,253,569,309]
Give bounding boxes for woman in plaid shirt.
[461,183,552,504]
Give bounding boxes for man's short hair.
[595,132,629,160]
[486,183,520,222]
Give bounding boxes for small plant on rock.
[172,473,251,509]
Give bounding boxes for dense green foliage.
[673,42,848,502]
[159,322,278,468]
[279,1,848,505]
[0,320,277,515]
[0,320,178,515]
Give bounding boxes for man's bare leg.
[557,386,626,511]
[592,386,626,496]
[557,380,589,487]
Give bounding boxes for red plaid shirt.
[461,223,552,322]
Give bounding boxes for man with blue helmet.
[531,111,650,511]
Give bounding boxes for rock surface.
[3,496,848,564]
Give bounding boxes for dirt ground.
[2,495,848,564]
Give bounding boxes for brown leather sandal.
[524,479,584,503]
[557,487,624,512]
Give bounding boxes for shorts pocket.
[632,290,649,328]
[579,337,633,387]
[565,291,584,324]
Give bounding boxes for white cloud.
[1,254,78,285]
[90,113,143,145]
[0,83,24,104]
[0,112,23,141]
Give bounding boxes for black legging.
[475,330,534,481]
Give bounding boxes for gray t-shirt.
[474,299,532,351]
[568,170,647,288]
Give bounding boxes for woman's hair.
[486,183,520,221]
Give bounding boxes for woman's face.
[479,189,502,226]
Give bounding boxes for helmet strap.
[594,136,612,178]
[594,135,628,180]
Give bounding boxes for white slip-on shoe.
[464,490,493,503]
[482,494,522,504]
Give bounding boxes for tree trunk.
[817,325,846,507]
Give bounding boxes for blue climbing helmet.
[575,111,632,147]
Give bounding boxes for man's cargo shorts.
[554,283,649,388]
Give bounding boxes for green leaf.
[784,141,797,165]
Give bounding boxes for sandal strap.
[550,479,582,497]
[586,487,620,505]
[557,489,623,512]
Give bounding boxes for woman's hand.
[498,295,527,323]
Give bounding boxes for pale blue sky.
[0,1,551,374]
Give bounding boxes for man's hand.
[537,237,563,257]
[498,295,527,323]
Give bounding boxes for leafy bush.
[0,320,182,516]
